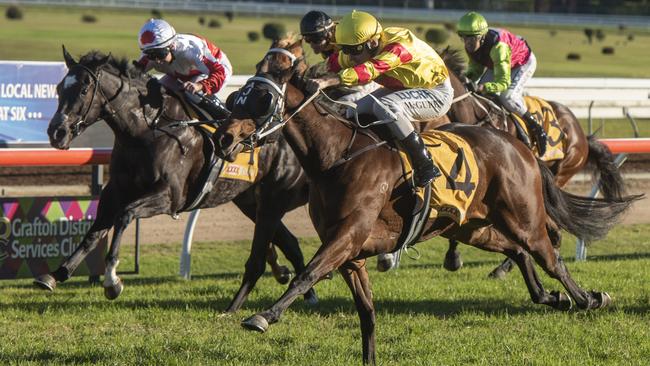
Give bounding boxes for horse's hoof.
[487,267,507,280]
[592,291,612,309]
[241,314,269,333]
[553,291,573,311]
[376,253,395,272]
[274,266,292,285]
[33,274,57,292]
[304,290,319,306]
[443,252,463,272]
[103,279,123,300]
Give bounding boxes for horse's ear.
[99,53,111,66]
[62,45,76,67]
[289,39,303,53]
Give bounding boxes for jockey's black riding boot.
[400,131,441,187]
[513,119,532,148]
[522,111,547,156]
[198,94,231,121]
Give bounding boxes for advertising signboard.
[0,61,67,145]
[0,196,106,279]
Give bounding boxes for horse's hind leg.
[455,226,569,310]
[34,183,118,291]
[493,205,609,310]
[340,260,377,365]
[443,239,463,272]
[265,244,291,284]
[487,257,516,280]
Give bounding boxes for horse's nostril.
[54,127,66,141]
[219,133,234,149]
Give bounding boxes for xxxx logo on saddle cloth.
[512,96,565,162]
[182,96,262,183]
[399,130,480,225]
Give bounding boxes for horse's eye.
[81,86,89,95]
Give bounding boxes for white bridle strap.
[249,76,284,95]
[267,48,298,64]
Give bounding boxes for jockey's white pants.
[480,52,537,116]
[353,78,454,140]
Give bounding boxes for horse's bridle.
[236,48,317,148]
[68,63,124,137]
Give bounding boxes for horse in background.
[36,47,317,312]
[440,47,626,278]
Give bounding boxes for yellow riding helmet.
[335,10,382,46]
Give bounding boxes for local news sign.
[0,61,67,144]
[0,196,107,279]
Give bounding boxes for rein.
[70,63,130,137]
[235,47,391,168]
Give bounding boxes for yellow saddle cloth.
[218,147,261,183]
[400,130,480,225]
[195,124,260,183]
[512,96,565,162]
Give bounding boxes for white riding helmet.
[138,19,177,50]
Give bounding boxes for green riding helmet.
[457,12,489,36]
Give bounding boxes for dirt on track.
[0,164,648,245]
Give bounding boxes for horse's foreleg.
[33,183,118,291]
[271,224,318,305]
[103,187,171,300]
[241,222,365,331]
[340,260,376,366]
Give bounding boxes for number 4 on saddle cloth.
[400,130,480,226]
[512,96,566,162]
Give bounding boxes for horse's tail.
[586,134,626,200]
[538,159,642,243]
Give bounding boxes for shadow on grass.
[5,290,649,319]
[0,349,112,364]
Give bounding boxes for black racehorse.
[35,47,317,312]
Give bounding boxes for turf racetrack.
[0,223,649,365]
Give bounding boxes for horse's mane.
[274,32,300,48]
[437,46,466,77]
[78,50,151,82]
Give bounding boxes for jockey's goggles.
[340,43,365,55]
[144,47,170,60]
[458,34,482,42]
[302,33,328,45]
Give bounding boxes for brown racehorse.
[440,48,626,277]
[215,39,640,365]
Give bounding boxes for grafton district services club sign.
[0,196,107,279]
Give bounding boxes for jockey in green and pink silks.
[458,11,547,155]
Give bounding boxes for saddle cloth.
[512,96,565,162]
[399,130,479,225]
[218,147,261,183]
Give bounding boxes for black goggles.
[302,33,327,44]
[340,43,365,56]
[144,47,170,60]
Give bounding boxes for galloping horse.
[214,39,640,365]
[440,48,626,277]
[36,47,317,312]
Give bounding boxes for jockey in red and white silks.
[135,19,232,119]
